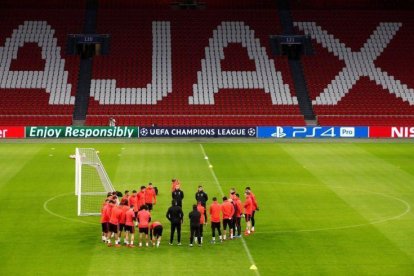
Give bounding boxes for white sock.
[252,227,255,231]
[212,237,216,241]
[223,235,226,240]
[201,237,203,243]
[139,243,142,246]
[130,241,134,245]
[219,235,222,240]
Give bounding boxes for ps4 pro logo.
[271,127,353,138]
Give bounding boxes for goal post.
[75,148,115,216]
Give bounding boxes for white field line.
[257,188,412,234]
[43,192,97,225]
[199,144,260,275]
[43,184,412,235]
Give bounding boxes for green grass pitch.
[1,140,414,275]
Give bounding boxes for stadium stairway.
[73,59,93,123]
[277,0,316,123]
[72,0,99,124]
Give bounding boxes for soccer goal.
[75,148,115,216]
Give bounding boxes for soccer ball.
[204,156,209,160]
[209,165,213,168]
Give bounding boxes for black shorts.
[211,222,221,229]
[139,227,149,234]
[245,214,251,222]
[119,224,126,232]
[146,203,153,211]
[223,219,232,230]
[109,223,118,233]
[153,225,163,237]
[101,222,109,233]
[125,225,135,233]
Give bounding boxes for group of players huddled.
[100,179,259,248]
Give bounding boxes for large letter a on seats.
[189,21,297,105]
[0,21,74,105]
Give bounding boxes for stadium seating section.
[290,0,413,9]
[0,115,72,126]
[0,1,413,127]
[0,0,85,9]
[0,8,83,125]
[293,10,414,126]
[99,0,276,9]
[317,115,414,126]
[87,9,302,126]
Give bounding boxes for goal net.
[75,148,115,216]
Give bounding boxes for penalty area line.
[199,144,260,275]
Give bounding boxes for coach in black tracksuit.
[172,186,184,207]
[195,185,208,222]
[166,200,184,245]
[189,204,201,246]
